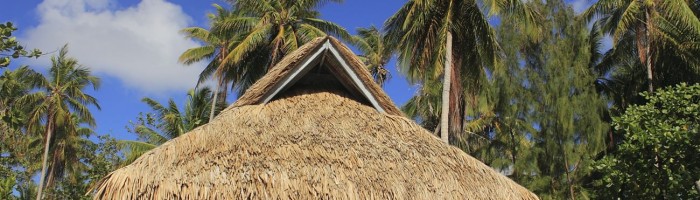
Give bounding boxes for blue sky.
[1,0,601,141]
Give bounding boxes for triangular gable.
[233,36,403,116]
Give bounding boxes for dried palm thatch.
[92,37,538,199]
[233,37,403,116]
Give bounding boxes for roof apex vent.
[232,36,403,116]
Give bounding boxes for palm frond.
[179,46,216,65]
[116,140,157,166]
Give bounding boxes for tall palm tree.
[44,114,94,193]
[351,26,392,86]
[583,0,700,93]
[119,87,214,165]
[18,45,100,200]
[385,0,537,144]
[182,1,352,116]
[219,0,352,69]
[180,4,238,122]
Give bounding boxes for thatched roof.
[232,37,403,116]
[93,36,538,199]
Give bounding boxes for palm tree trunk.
[36,114,53,200]
[209,46,227,122]
[209,80,220,122]
[46,158,56,190]
[645,9,654,93]
[218,44,229,104]
[220,82,228,105]
[440,32,453,144]
[450,50,464,147]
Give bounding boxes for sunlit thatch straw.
[92,36,538,199]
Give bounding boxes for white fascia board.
[261,42,328,103]
[261,40,386,114]
[325,41,386,114]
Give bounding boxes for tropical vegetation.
[583,0,700,93]
[384,0,537,144]
[351,26,392,86]
[18,45,101,200]
[593,83,700,199]
[0,22,41,67]
[119,87,216,165]
[2,0,700,199]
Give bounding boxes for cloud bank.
[23,0,205,93]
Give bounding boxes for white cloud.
[571,0,593,14]
[22,0,205,94]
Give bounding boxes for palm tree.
[18,45,100,200]
[182,1,352,116]
[44,114,94,194]
[385,0,537,144]
[219,0,352,70]
[119,87,214,165]
[402,78,442,133]
[180,4,238,122]
[583,0,700,93]
[0,66,43,126]
[0,66,43,200]
[351,26,392,86]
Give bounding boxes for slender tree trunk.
[218,44,229,104]
[450,51,464,147]
[555,125,575,200]
[36,114,53,200]
[209,79,220,122]
[220,82,228,106]
[440,32,453,144]
[433,124,441,136]
[209,46,227,122]
[569,183,576,200]
[608,130,614,150]
[695,180,700,194]
[509,129,518,179]
[645,10,654,93]
[561,143,575,200]
[46,157,56,190]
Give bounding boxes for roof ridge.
[231,36,403,116]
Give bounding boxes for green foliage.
[2,2,700,200]
[119,87,215,165]
[584,0,700,94]
[16,44,101,199]
[351,26,392,86]
[0,125,41,200]
[401,78,442,132]
[182,1,352,98]
[387,0,538,143]
[468,1,609,199]
[1,66,43,130]
[0,66,43,200]
[179,3,240,100]
[593,83,700,199]
[86,135,122,185]
[220,0,352,69]
[0,22,41,67]
[46,135,121,199]
[0,176,15,200]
